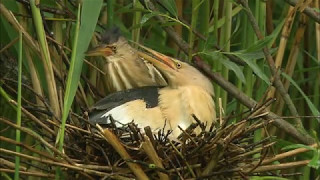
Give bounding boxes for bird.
[89,45,216,138]
[86,27,167,94]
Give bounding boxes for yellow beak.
[86,45,115,57]
[136,44,176,70]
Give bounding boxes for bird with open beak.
[89,44,216,138]
[86,27,167,94]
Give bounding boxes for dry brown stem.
[0,148,109,177]
[9,100,55,134]
[267,5,296,101]
[275,14,308,115]
[141,136,169,180]
[247,160,310,173]
[97,125,149,180]
[0,117,74,164]
[0,136,60,162]
[284,0,320,23]
[0,168,55,178]
[0,158,27,171]
[262,143,318,165]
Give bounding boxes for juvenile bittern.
[90,46,216,138]
[86,28,167,93]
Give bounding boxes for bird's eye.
[106,45,117,53]
[111,46,117,52]
[176,62,182,69]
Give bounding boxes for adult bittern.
[86,28,167,93]
[90,47,216,138]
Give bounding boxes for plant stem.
[14,29,23,180]
[220,0,232,110]
[188,0,200,61]
[239,0,305,132]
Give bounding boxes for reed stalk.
[14,30,22,180]
[219,0,232,110]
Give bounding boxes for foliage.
[0,0,319,179]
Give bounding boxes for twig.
[167,164,201,173]
[0,3,40,54]
[0,148,109,177]
[3,77,60,120]
[8,100,55,135]
[177,125,198,145]
[75,164,123,172]
[227,142,275,163]
[0,158,27,171]
[169,140,196,177]
[161,148,184,179]
[0,37,19,53]
[284,0,320,23]
[245,160,311,173]
[0,136,60,162]
[96,125,149,180]
[245,145,270,175]
[141,135,169,180]
[0,168,54,178]
[262,143,318,165]
[0,117,74,165]
[45,118,93,135]
[144,126,157,148]
[247,98,275,120]
[201,143,224,176]
[46,35,107,75]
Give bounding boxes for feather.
[89,86,161,124]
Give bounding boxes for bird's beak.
[136,45,176,71]
[86,45,114,57]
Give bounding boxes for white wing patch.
[101,100,165,131]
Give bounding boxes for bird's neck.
[159,86,216,133]
[103,46,166,92]
[179,86,215,123]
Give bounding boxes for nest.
[77,115,274,180]
[1,98,310,179]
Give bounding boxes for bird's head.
[86,27,125,57]
[138,47,214,96]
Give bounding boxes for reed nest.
[3,95,309,179]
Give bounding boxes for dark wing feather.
[89,86,161,124]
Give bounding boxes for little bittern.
[86,27,167,94]
[90,45,216,138]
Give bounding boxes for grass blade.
[14,30,23,180]
[281,73,320,121]
[30,0,61,119]
[55,1,102,178]
[57,0,103,151]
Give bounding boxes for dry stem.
[97,125,149,180]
